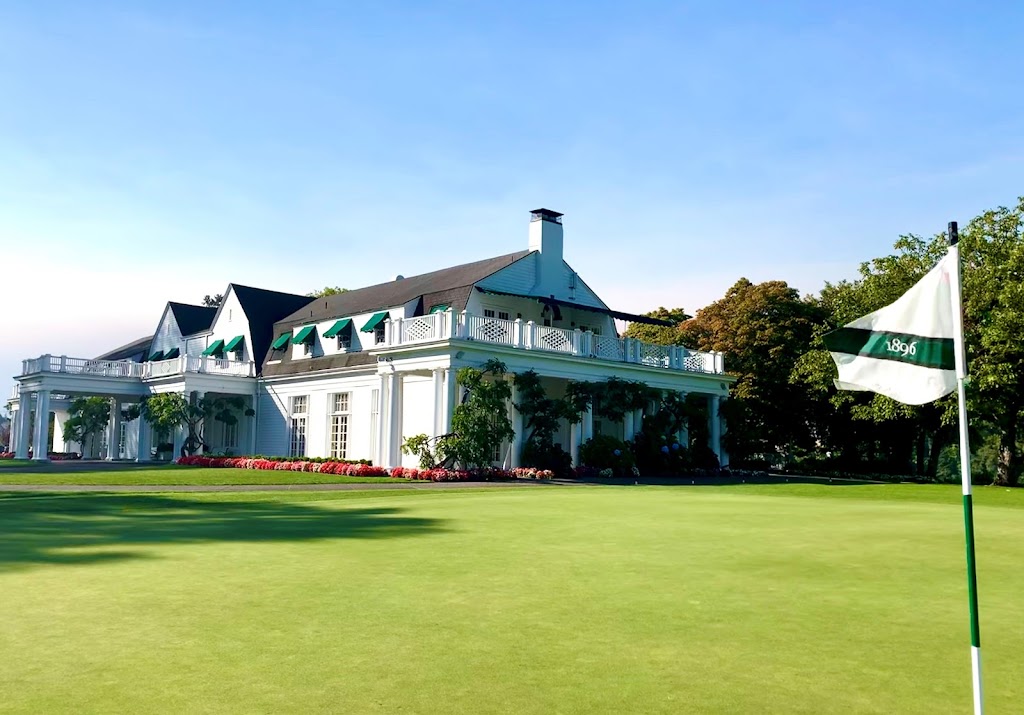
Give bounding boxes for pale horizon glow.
[2,2,1023,405]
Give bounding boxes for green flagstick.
[948,220,983,715]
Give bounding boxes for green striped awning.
[163,347,180,359]
[201,339,225,357]
[322,318,352,338]
[148,350,164,361]
[292,325,316,344]
[428,304,450,314]
[271,333,291,350]
[224,335,245,352]
[361,312,389,332]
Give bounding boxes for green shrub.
[580,435,635,476]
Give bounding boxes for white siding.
[257,373,380,461]
[285,307,402,362]
[400,375,434,468]
[150,306,182,357]
[475,252,537,294]
[207,287,254,362]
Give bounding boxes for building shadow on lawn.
[0,493,446,572]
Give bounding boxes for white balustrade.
[466,314,516,346]
[20,354,255,379]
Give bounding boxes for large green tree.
[622,307,690,346]
[128,393,254,458]
[62,397,111,457]
[679,279,825,464]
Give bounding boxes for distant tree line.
[626,198,1024,486]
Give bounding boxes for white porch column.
[136,412,152,462]
[718,395,729,468]
[384,371,403,468]
[193,391,205,454]
[677,391,689,448]
[442,367,457,435]
[432,368,445,438]
[51,410,68,453]
[15,389,31,459]
[570,421,581,467]
[623,411,634,441]
[31,390,51,461]
[247,394,258,455]
[106,398,122,460]
[375,374,388,466]
[708,394,722,466]
[508,379,522,469]
[633,408,644,437]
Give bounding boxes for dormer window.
[292,325,317,357]
[271,333,291,354]
[360,312,390,345]
[323,318,355,352]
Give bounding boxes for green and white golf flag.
[822,252,957,405]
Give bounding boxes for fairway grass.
[1,485,1021,713]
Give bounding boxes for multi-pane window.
[498,311,510,321]
[289,396,308,457]
[483,309,495,318]
[223,421,238,450]
[329,393,350,459]
[369,388,380,460]
[337,331,352,350]
[374,324,386,345]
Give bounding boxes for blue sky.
[2,1,1022,399]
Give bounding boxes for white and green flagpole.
[821,220,983,712]
[948,221,983,715]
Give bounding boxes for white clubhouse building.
[8,210,732,468]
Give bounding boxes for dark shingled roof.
[95,334,154,362]
[230,284,316,375]
[169,303,218,337]
[264,250,531,374]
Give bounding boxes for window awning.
[474,288,677,326]
[361,312,390,332]
[428,304,450,314]
[322,318,352,338]
[271,333,291,350]
[224,335,245,352]
[201,339,225,357]
[292,325,316,344]
[148,350,164,361]
[163,347,180,359]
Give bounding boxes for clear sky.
[2,1,1022,401]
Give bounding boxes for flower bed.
[174,456,518,482]
[1,451,81,461]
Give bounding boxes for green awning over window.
[322,318,352,338]
[202,339,225,357]
[164,347,180,359]
[224,335,245,352]
[428,304,450,314]
[292,325,316,344]
[361,312,390,332]
[271,333,291,350]
[148,350,164,361]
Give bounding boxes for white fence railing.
[381,310,724,374]
[20,354,255,380]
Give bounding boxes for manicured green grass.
[0,465,409,485]
[0,459,34,468]
[1,485,1021,713]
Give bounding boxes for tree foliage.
[622,307,690,346]
[308,286,349,297]
[202,294,224,307]
[679,278,825,464]
[128,392,254,458]
[62,397,111,455]
[448,359,514,469]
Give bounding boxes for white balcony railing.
[20,354,255,380]
[383,311,725,374]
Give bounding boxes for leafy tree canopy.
[308,286,349,297]
[622,307,690,346]
[202,294,224,308]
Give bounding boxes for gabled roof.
[169,302,218,336]
[277,251,532,329]
[229,284,315,373]
[95,334,154,362]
